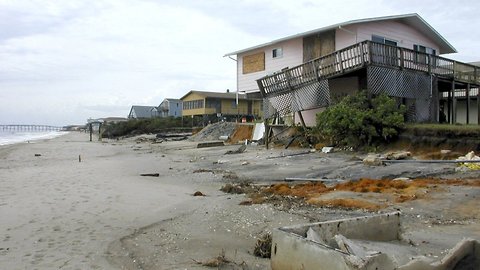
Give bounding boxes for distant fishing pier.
[0,125,64,132]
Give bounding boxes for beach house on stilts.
[224,14,480,126]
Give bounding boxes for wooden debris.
[254,233,272,258]
[140,173,160,177]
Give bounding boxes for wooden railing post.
[399,47,404,69]
[452,61,456,80]
[427,55,432,74]
[360,42,365,66]
[338,51,344,74]
[367,41,373,64]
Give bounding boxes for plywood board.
[243,52,265,74]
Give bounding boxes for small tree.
[316,91,405,148]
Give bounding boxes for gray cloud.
[0,0,478,126]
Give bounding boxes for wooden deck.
[257,40,480,96]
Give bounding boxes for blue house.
[158,98,182,117]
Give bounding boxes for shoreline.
[0,130,69,147]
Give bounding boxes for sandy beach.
[1,131,479,270]
[0,132,203,269]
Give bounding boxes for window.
[231,100,237,109]
[372,35,397,46]
[183,100,204,110]
[414,44,436,65]
[272,48,283,58]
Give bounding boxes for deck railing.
[258,40,480,97]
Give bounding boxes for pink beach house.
[224,14,480,126]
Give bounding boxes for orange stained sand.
[306,198,385,211]
[263,182,329,198]
[260,178,480,209]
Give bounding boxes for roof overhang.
[224,13,456,57]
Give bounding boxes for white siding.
[335,21,440,54]
[456,100,478,124]
[237,38,303,92]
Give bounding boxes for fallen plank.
[197,141,225,148]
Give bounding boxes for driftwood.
[140,173,160,177]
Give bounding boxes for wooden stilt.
[477,86,480,125]
[451,80,456,124]
[447,89,451,123]
[466,83,470,124]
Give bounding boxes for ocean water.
[0,130,67,146]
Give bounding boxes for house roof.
[164,98,182,102]
[224,13,456,56]
[128,105,157,118]
[180,90,248,101]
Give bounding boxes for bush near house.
[102,117,184,138]
[315,91,406,148]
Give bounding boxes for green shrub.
[315,91,406,148]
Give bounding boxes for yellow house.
[180,90,262,123]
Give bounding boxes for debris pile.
[456,151,480,170]
[190,122,237,142]
[253,233,272,258]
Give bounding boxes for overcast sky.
[1,0,479,126]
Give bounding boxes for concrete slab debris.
[363,154,383,166]
[271,212,480,270]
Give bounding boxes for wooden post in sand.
[89,123,93,142]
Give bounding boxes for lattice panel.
[368,66,434,122]
[263,80,329,118]
[367,66,431,99]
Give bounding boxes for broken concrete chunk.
[457,151,480,161]
[363,154,383,166]
[306,227,322,243]
[322,147,334,153]
[271,212,480,270]
[385,151,411,160]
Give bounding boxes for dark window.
[414,44,436,65]
[372,35,397,46]
[272,48,283,58]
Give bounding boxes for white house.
[225,14,479,125]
